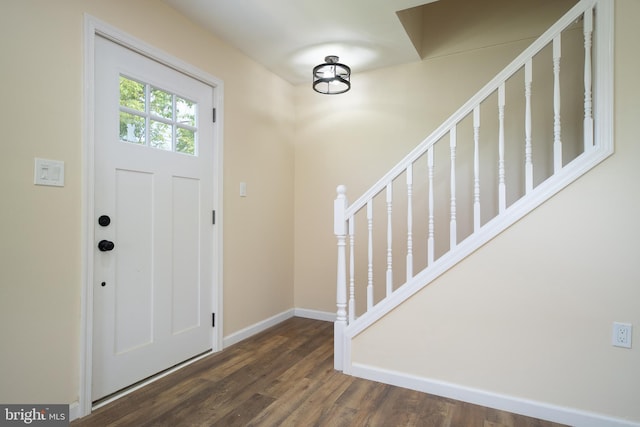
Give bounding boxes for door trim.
[80,14,224,418]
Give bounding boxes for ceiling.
[161,0,438,85]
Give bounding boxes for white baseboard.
[351,363,640,427]
[222,308,334,348]
[294,308,335,322]
[223,309,295,348]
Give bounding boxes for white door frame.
[80,14,224,418]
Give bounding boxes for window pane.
[119,77,145,112]
[176,97,196,127]
[150,87,173,120]
[118,77,200,156]
[150,120,172,151]
[119,112,145,144]
[176,128,196,155]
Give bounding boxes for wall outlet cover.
[612,322,632,349]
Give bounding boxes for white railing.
[334,0,613,371]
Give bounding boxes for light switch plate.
[34,158,65,187]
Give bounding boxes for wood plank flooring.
[72,317,568,427]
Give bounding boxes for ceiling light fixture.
[313,55,351,95]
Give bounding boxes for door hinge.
[212,210,216,225]
[212,313,216,328]
[212,108,216,123]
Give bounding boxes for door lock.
[98,240,115,252]
[98,215,111,226]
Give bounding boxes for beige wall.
[349,0,640,422]
[293,36,566,312]
[0,0,294,405]
[1,0,637,421]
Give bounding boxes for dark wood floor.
[73,317,567,427]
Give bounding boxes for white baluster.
[473,106,481,233]
[386,183,393,297]
[406,164,413,280]
[583,7,594,151]
[525,59,533,194]
[348,216,355,324]
[498,83,506,214]
[553,35,562,173]
[427,147,435,266]
[367,200,374,311]
[450,126,457,249]
[333,185,347,371]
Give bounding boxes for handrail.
[344,0,595,219]
[333,0,615,374]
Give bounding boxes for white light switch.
[240,182,247,197]
[34,158,65,187]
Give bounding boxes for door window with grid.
[119,76,198,155]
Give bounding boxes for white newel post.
[334,185,348,371]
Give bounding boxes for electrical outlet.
[612,322,632,349]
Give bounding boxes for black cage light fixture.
[313,55,351,95]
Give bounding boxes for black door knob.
[98,240,115,252]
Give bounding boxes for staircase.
[333,0,613,372]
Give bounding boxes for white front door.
[92,35,216,401]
